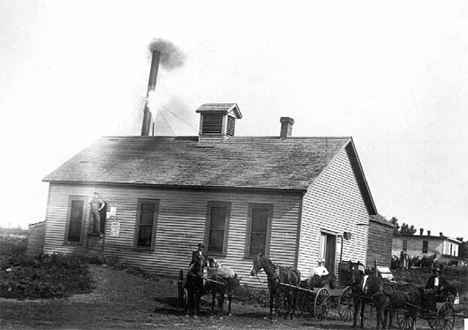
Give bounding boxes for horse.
[372,276,458,329]
[349,262,382,328]
[205,257,241,315]
[250,253,301,320]
[184,254,207,317]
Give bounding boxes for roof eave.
[43,180,307,195]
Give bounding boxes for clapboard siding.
[297,146,369,278]
[366,221,393,268]
[44,184,301,288]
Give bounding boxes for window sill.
[132,246,155,252]
[207,252,227,258]
[63,241,84,246]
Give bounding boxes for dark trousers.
[90,209,101,233]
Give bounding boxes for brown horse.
[250,253,301,320]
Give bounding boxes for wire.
[160,111,176,136]
[161,105,198,133]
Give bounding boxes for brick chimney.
[427,230,431,236]
[420,228,424,235]
[439,232,444,237]
[280,117,294,139]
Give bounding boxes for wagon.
[395,291,465,330]
[293,283,331,320]
[177,269,187,309]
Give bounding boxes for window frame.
[402,239,407,252]
[64,196,87,245]
[133,199,160,250]
[422,240,428,253]
[204,201,231,256]
[244,203,273,258]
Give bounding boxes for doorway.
[319,232,337,275]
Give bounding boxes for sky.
[1,0,467,240]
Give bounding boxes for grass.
[0,235,94,299]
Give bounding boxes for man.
[425,267,441,291]
[89,192,106,237]
[190,243,207,269]
[184,243,207,288]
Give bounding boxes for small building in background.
[392,229,463,266]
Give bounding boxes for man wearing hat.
[425,266,441,291]
[190,243,207,267]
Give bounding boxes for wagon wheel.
[338,286,354,321]
[435,302,455,330]
[314,288,330,320]
[396,308,415,330]
[178,269,186,308]
[428,316,437,329]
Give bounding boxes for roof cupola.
[196,103,242,143]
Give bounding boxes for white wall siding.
[44,184,301,289]
[297,147,369,277]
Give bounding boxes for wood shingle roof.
[43,136,351,191]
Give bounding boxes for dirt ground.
[0,265,464,330]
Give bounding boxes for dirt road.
[0,265,446,329]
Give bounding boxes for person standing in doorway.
[90,192,105,237]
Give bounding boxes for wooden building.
[366,214,394,268]
[392,230,463,266]
[42,103,382,287]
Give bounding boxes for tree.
[390,217,417,235]
[399,223,417,235]
[459,241,468,260]
[390,217,400,235]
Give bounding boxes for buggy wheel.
[314,288,330,320]
[338,286,354,321]
[428,317,437,329]
[396,308,415,330]
[435,302,455,330]
[178,269,185,307]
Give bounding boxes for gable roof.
[43,136,353,192]
[196,103,243,118]
[370,214,393,228]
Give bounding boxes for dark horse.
[372,280,458,329]
[205,257,241,315]
[349,262,382,328]
[185,254,206,317]
[250,253,301,320]
[205,273,241,315]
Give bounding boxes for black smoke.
[148,38,185,70]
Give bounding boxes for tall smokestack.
[141,50,161,136]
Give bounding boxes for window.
[403,239,407,252]
[134,199,159,249]
[422,240,428,253]
[65,197,86,244]
[245,204,273,257]
[205,202,231,255]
